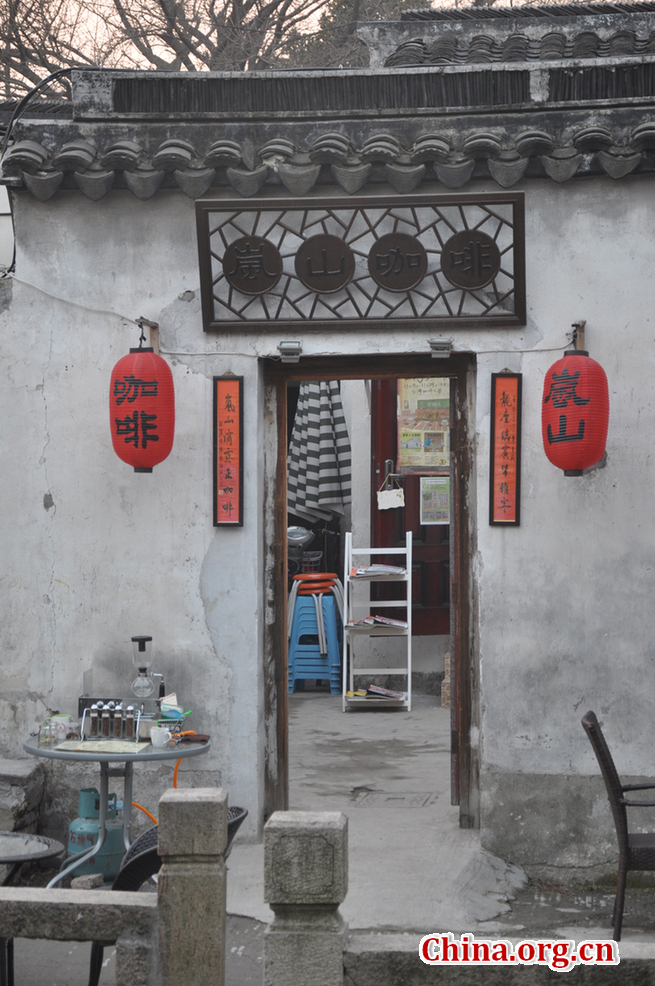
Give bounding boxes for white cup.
[52,715,72,737]
[150,726,173,748]
[41,716,71,742]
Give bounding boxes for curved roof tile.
[4,124,653,200]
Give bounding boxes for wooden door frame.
[262,352,478,828]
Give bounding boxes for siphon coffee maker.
[131,635,155,699]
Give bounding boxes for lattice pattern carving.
[196,192,525,331]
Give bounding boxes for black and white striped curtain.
[287,381,352,523]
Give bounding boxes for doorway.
[262,353,477,829]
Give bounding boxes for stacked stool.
[288,573,343,694]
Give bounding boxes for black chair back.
[581,710,628,855]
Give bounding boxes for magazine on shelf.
[366,684,406,699]
[350,564,406,579]
[370,614,408,628]
[346,615,408,629]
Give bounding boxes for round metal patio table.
[24,735,210,888]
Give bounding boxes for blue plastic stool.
[288,594,342,694]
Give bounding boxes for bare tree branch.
[0,0,621,99]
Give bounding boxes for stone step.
[344,933,655,985]
[0,758,44,834]
[0,758,45,884]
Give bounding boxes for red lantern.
[542,350,609,476]
[109,347,175,473]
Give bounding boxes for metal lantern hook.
[135,317,159,350]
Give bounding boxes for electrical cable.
[0,67,72,162]
[3,270,154,328]
[132,802,158,825]
[0,66,120,275]
[0,68,74,274]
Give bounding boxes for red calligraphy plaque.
[489,373,521,526]
[214,376,243,526]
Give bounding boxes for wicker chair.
[582,711,655,941]
[88,806,248,985]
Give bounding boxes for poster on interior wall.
[489,373,521,526]
[213,375,243,526]
[397,378,450,473]
[420,476,450,525]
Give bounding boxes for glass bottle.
[131,667,155,699]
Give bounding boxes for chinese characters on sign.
[115,409,159,448]
[114,375,159,405]
[109,348,175,473]
[223,237,283,295]
[489,374,521,525]
[367,233,427,292]
[199,192,526,330]
[295,234,355,293]
[543,366,589,445]
[441,230,502,290]
[114,374,161,450]
[214,376,243,526]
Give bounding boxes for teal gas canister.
[67,787,125,881]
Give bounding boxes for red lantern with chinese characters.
[542,350,609,476]
[109,347,175,473]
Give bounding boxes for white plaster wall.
[3,174,655,853]
[476,175,655,782]
[0,190,265,836]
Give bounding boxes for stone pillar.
[157,788,227,986]
[116,928,161,986]
[264,811,348,986]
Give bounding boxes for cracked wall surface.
[0,191,266,839]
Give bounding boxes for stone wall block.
[0,759,44,833]
[264,811,348,906]
[0,887,157,940]
[264,812,348,986]
[157,787,227,986]
[265,927,346,986]
[157,787,227,858]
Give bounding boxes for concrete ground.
[229,689,526,933]
[229,688,655,980]
[8,688,655,983]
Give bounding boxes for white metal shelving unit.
[342,530,412,712]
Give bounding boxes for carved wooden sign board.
[196,192,525,332]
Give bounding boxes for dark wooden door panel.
[372,378,450,636]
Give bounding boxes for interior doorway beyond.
[263,353,476,830]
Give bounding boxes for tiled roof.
[3,32,655,202]
[384,28,655,65]
[400,1,655,21]
[3,121,654,201]
[368,1,655,67]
